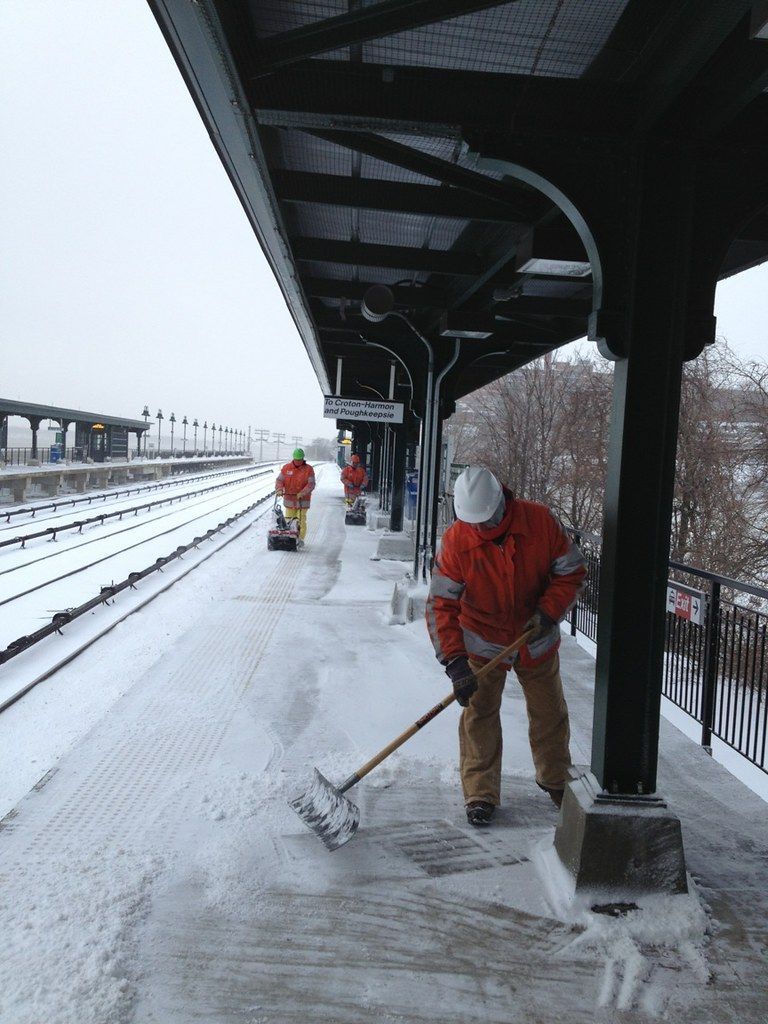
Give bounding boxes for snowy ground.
[1,469,766,1023]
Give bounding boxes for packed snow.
[1,468,766,1023]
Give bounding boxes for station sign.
[666,582,705,625]
[323,396,404,424]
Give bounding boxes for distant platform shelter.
[0,399,149,463]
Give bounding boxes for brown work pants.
[459,653,571,806]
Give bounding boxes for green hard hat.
[293,448,305,460]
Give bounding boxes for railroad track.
[0,467,272,555]
[0,482,280,715]
[0,461,277,530]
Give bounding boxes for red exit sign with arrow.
[666,583,705,625]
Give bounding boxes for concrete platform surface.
[1,471,766,1024]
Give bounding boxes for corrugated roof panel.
[300,260,358,280]
[357,209,467,250]
[291,204,355,240]
[361,0,629,78]
[276,132,353,175]
[249,1,344,38]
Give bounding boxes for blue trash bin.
[406,470,418,521]
[50,447,60,463]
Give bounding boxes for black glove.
[445,656,478,707]
[523,608,556,641]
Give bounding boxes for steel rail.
[0,469,271,553]
[0,494,276,713]
[0,477,274,609]
[0,461,276,527]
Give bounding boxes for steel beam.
[304,130,546,221]
[273,170,523,223]
[293,236,482,275]
[303,277,445,308]
[252,62,634,136]
[251,0,515,76]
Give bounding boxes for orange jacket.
[276,460,315,509]
[426,491,586,669]
[341,464,368,491]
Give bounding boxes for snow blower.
[344,495,367,526]
[267,501,299,551]
[289,628,534,851]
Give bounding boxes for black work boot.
[537,783,564,809]
[465,801,495,826]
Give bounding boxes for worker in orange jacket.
[426,466,586,826]
[340,454,369,505]
[275,448,315,546]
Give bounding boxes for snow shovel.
[289,628,535,851]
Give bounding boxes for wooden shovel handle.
[347,629,535,788]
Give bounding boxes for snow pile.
[1,845,163,1024]
[535,841,712,1015]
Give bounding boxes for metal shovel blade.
[288,767,360,851]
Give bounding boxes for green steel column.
[389,426,407,532]
[592,149,699,795]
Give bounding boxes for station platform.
[0,455,253,503]
[1,468,766,1024]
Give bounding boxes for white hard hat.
[453,466,503,523]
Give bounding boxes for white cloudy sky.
[1,0,767,444]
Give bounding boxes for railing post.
[570,531,581,637]
[700,579,721,753]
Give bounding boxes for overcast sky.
[1,1,767,445]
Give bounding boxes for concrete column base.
[42,475,62,497]
[73,475,88,493]
[375,531,416,562]
[12,478,29,503]
[553,766,687,896]
[389,575,428,625]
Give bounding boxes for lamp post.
[361,285,460,579]
[211,422,216,455]
[182,415,188,454]
[142,404,150,457]
[218,424,223,453]
[169,412,176,455]
[203,420,208,453]
[193,418,199,455]
[156,409,163,457]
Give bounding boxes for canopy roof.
[149,0,768,408]
[0,398,147,431]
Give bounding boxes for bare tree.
[448,350,611,532]
[446,339,768,586]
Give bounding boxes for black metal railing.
[568,529,768,776]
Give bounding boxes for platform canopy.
[148,0,768,411]
[0,398,147,432]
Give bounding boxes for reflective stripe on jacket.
[276,461,315,509]
[426,493,586,670]
[341,465,368,492]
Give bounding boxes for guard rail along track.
[0,468,272,549]
[1,461,275,524]
[0,489,277,713]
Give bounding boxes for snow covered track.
[1,469,767,1024]
[0,462,275,530]
[0,468,279,716]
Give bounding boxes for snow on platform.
[1,469,767,1023]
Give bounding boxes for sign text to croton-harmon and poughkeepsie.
[323,396,405,424]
